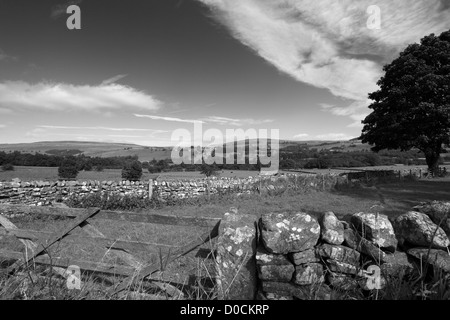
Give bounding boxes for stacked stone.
[256,209,426,300]
[215,202,450,300]
[1,173,347,204]
[394,201,450,274]
[214,210,258,300]
[0,179,149,206]
[256,211,330,300]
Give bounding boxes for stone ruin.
[215,201,450,300]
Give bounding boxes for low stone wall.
[346,170,397,180]
[0,173,347,206]
[216,201,450,300]
[0,179,150,206]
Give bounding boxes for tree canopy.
[361,30,450,173]
[58,157,79,180]
[121,160,143,181]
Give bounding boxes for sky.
[0,0,449,146]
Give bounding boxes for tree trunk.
[424,150,440,176]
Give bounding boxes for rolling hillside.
[0,141,172,162]
[0,138,378,163]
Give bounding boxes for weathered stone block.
[320,211,345,245]
[351,212,398,252]
[289,249,320,265]
[260,212,320,254]
[407,248,450,273]
[327,259,363,276]
[215,211,257,300]
[414,201,450,238]
[316,244,360,266]
[394,211,450,249]
[256,245,294,282]
[293,263,324,285]
[343,228,387,263]
[381,251,415,276]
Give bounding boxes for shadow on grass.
[332,178,450,218]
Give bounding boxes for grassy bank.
[1,177,450,299]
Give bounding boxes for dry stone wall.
[0,173,347,206]
[216,201,450,300]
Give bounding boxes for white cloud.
[293,133,309,139]
[202,116,274,126]
[37,125,167,134]
[316,133,355,141]
[134,114,274,126]
[0,108,13,114]
[101,74,128,86]
[51,0,83,19]
[24,130,159,142]
[0,49,17,62]
[198,0,450,126]
[134,114,204,124]
[320,100,371,129]
[0,81,162,112]
[0,124,6,129]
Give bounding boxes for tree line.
[0,151,139,171]
[0,147,437,175]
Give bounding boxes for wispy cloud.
[51,0,83,19]
[293,133,309,139]
[0,108,13,114]
[37,125,167,134]
[134,114,204,124]
[0,81,161,113]
[24,129,161,142]
[316,133,355,141]
[320,101,370,129]
[101,74,128,86]
[0,49,17,62]
[198,0,450,125]
[134,114,274,126]
[25,134,147,143]
[0,124,6,129]
[202,116,274,126]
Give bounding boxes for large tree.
[361,30,450,174]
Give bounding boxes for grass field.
[0,141,172,162]
[1,176,450,299]
[0,166,264,182]
[2,164,450,182]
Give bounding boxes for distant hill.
[219,138,371,152]
[0,138,373,163]
[0,141,172,162]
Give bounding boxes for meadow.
[1,164,449,182]
[0,166,263,182]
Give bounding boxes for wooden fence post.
[148,179,153,199]
[259,177,262,196]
